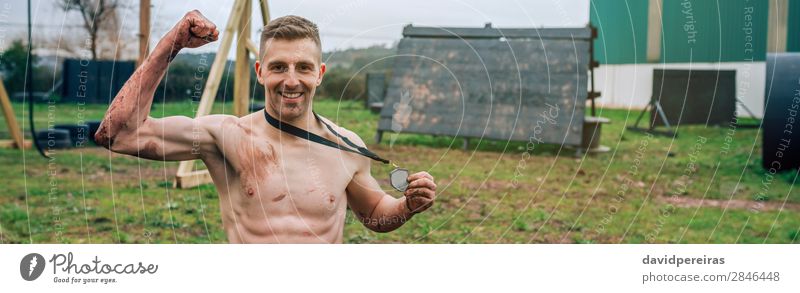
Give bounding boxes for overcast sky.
[3,0,589,56]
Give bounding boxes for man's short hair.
[259,15,321,62]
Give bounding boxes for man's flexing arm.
[95,10,223,161]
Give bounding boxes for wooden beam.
[194,0,247,118]
[245,39,259,56]
[175,0,269,188]
[175,0,247,186]
[173,169,213,189]
[767,0,789,53]
[0,80,25,149]
[0,140,32,149]
[646,0,662,62]
[254,0,270,62]
[258,0,270,26]
[137,0,151,67]
[234,0,252,117]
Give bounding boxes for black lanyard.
[263,110,391,165]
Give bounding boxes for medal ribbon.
[263,110,392,165]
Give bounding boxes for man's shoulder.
[317,114,365,146]
[197,113,240,124]
[197,113,256,139]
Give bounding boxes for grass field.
[0,99,798,243]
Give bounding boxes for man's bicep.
[117,115,219,161]
[342,128,397,216]
[346,166,389,219]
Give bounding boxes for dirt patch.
[660,196,800,212]
[458,179,513,191]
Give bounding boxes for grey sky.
[3,0,589,56]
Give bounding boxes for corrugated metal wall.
[590,0,649,64]
[591,0,770,63]
[661,0,768,62]
[788,0,800,52]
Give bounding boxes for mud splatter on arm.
[94,41,175,149]
[95,11,220,161]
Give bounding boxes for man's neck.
[264,106,321,132]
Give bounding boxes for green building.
[590,0,797,117]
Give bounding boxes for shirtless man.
[95,11,437,243]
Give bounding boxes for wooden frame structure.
[0,80,30,149]
[173,0,271,188]
[137,0,151,67]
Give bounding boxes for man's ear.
[254,61,265,85]
[317,63,326,86]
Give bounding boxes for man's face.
[255,38,326,121]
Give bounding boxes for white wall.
[592,62,766,118]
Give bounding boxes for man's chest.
[218,135,359,213]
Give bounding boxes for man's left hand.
[404,171,436,214]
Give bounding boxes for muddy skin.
[236,140,276,198]
[272,193,287,202]
[94,56,172,151]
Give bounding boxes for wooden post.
[174,0,270,188]
[245,39,259,55]
[258,0,270,26]
[137,0,151,67]
[0,80,28,149]
[646,0,662,63]
[767,0,789,53]
[233,0,251,117]
[175,0,247,188]
[192,0,247,119]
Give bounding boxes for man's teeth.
[281,92,302,98]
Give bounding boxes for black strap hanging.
[263,110,390,164]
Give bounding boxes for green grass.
[0,99,798,243]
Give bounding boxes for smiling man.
[95,11,437,243]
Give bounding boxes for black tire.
[54,124,90,147]
[87,121,102,145]
[36,129,72,149]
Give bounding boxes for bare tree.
[98,6,127,60]
[57,0,120,61]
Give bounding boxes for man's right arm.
[95,10,222,161]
